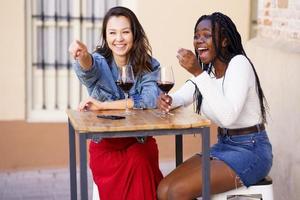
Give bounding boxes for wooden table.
[67,107,211,200]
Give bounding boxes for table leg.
[175,135,183,167]
[68,119,77,200]
[79,134,88,200]
[202,127,210,200]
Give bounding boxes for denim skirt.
[210,130,273,187]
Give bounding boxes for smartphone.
[97,115,126,120]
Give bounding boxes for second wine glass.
[157,66,175,115]
[116,64,135,115]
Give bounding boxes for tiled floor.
[0,161,175,200]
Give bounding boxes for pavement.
[0,161,175,200]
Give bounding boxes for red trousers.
[89,137,163,200]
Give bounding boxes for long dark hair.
[95,6,153,76]
[193,12,268,123]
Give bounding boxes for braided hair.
[193,12,268,123]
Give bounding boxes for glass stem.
[125,93,129,113]
[163,92,168,114]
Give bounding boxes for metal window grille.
[26,0,119,121]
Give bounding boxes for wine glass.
[157,66,175,115]
[116,64,135,115]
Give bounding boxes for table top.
[66,107,210,133]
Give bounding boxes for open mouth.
[197,47,209,55]
[197,47,209,61]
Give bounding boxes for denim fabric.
[210,130,273,187]
[73,53,160,109]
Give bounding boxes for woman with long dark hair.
[69,6,163,200]
[157,12,273,199]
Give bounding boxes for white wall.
[246,38,300,200]
[0,1,25,120]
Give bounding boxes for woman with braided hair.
[157,12,273,199]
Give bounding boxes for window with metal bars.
[26,0,119,121]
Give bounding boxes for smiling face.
[106,16,133,61]
[193,19,217,64]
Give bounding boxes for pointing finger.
[75,40,86,49]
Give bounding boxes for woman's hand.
[78,97,102,112]
[176,48,202,76]
[157,93,172,113]
[68,40,92,70]
[68,40,89,60]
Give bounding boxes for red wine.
[116,81,134,93]
[157,81,174,93]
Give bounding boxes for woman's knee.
[128,140,158,164]
[127,147,151,166]
[167,181,188,200]
[157,179,188,200]
[157,178,169,200]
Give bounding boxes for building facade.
[1,0,299,199]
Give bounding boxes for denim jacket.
[73,53,160,109]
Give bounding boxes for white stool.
[92,181,100,200]
[211,176,273,200]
